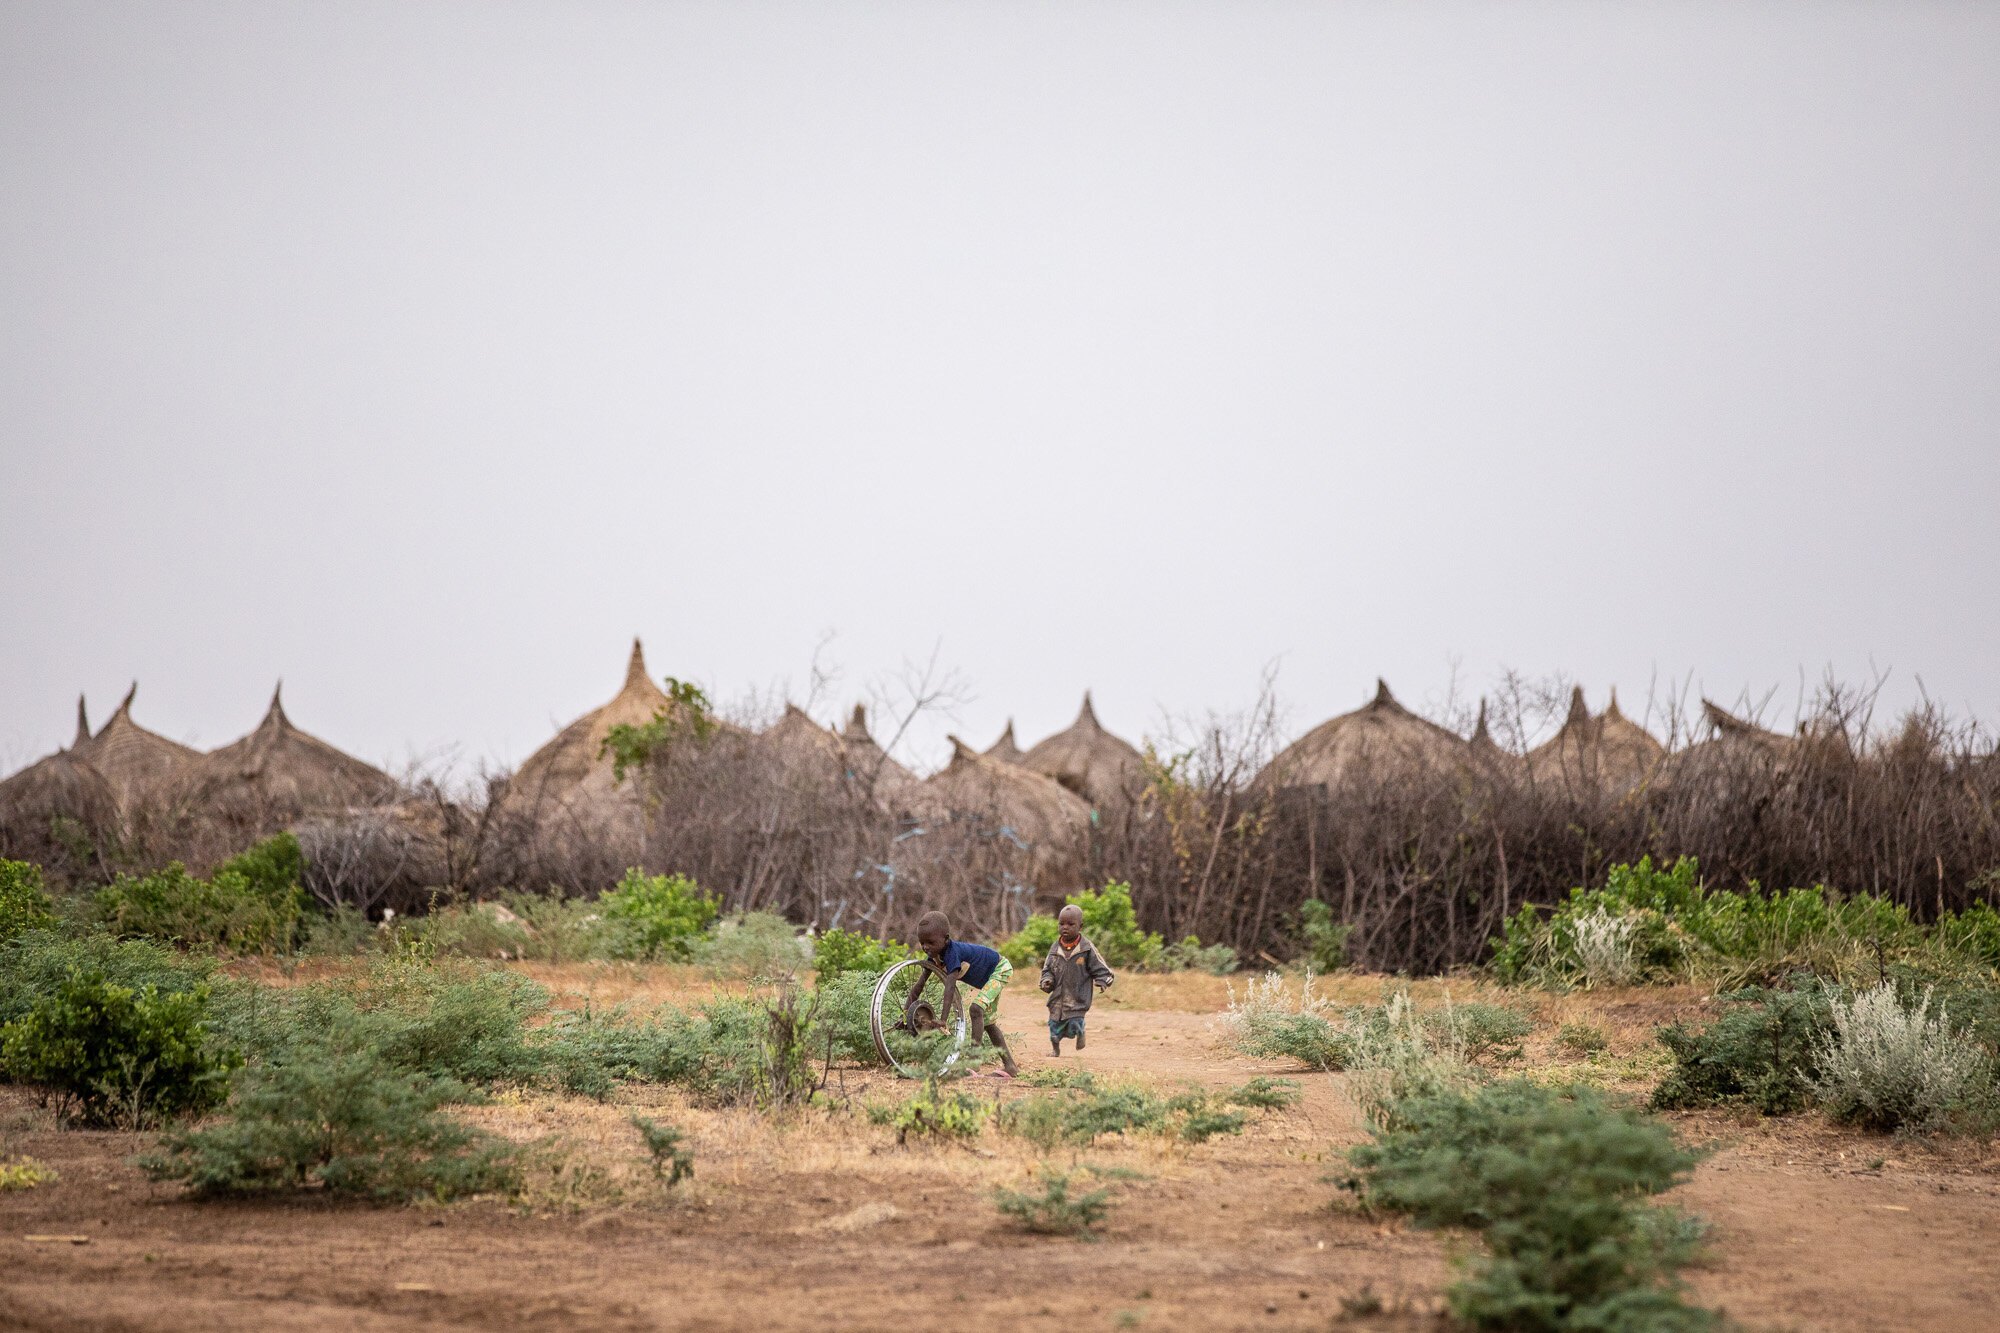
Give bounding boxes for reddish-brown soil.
[3,976,1996,1332]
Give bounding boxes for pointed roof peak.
[1472,698,1491,743]
[845,703,870,739]
[1076,691,1101,729]
[623,638,650,691]
[999,718,1016,743]
[1564,685,1590,727]
[948,734,978,764]
[74,695,91,748]
[108,681,138,727]
[781,702,815,723]
[1603,686,1626,722]
[263,681,290,730]
[1372,678,1397,708]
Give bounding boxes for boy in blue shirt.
[904,910,1019,1078]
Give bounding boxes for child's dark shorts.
[1048,1016,1086,1041]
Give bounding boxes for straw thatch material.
[1255,680,1468,792]
[76,683,200,811]
[982,721,1024,765]
[759,704,849,784]
[912,736,1092,849]
[186,683,398,823]
[840,704,919,804]
[1467,698,1524,780]
[1525,687,1665,792]
[1018,692,1147,814]
[509,639,677,804]
[0,739,119,852]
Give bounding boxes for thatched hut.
[912,736,1092,849]
[76,683,200,811]
[1018,692,1147,816]
[508,639,677,805]
[759,704,850,785]
[982,721,1025,765]
[1467,698,1524,780]
[1255,680,1467,792]
[1525,688,1665,793]
[840,704,919,804]
[186,683,398,825]
[0,698,119,858]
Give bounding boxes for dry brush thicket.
[6,658,1997,975]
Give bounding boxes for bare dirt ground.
[4,969,1997,1332]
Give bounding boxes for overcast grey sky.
[4,2,1997,780]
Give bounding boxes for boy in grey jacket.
[1038,904,1115,1056]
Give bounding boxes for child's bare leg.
[971,1004,1019,1076]
[1076,1026,1086,1050]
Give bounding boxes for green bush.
[0,970,237,1127]
[598,869,718,961]
[690,911,812,979]
[994,1167,1114,1238]
[1157,936,1239,975]
[1297,898,1352,973]
[141,1042,520,1201]
[1227,1076,1302,1109]
[629,1115,694,1186]
[0,930,215,1027]
[999,882,1163,971]
[872,1082,990,1142]
[1650,983,1832,1116]
[0,860,57,943]
[997,1076,1245,1148]
[1490,856,1941,989]
[1808,983,1993,1132]
[1345,1080,1717,1332]
[96,843,307,954]
[1557,1022,1609,1056]
[0,1155,58,1191]
[813,927,916,982]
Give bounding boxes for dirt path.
[4,993,1997,1331]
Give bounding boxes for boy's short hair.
[1057,904,1084,920]
[916,910,951,938]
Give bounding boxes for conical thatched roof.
[759,703,849,783]
[1661,699,1796,791]
[1255,680,1467,791]
[840,704,918,803]
[510,639,677,802]
[982,721,1024,765]
[76,683,201,811]
[1467,698,1524,779]
[1525,688,1664,792]
[913,736,1092,849]
[0,737,118,850]
[1018,692,1147,814]
[188,684,398,822]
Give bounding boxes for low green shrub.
[598,869,718,961]
[1157,936,1239,975]
[1489,856,1952,990]
[0,1155,58,1190]
[1218,971,1352,1069]
[1557,1022,1609,1056]
[1429,1002,1535,1063]
[629,1115,694,1185]
[812,927,915,981]
[1809,983,1993,1132]
[0,860,57,943]
[1344,1080,1717,1332]
[0,929,216,1028]
[96,838,308,954]
[0,970,237,1127]
[1650,982,1832,1116]
[691,911,812,979]
[1227,1076,1302,1109]
[999,882,1164,971]
[1296,898,1352,973]
[994,1166,1113,1237]
[997,1077,1245,1148]
[140,1042,520,1201]
[872,1081,990,1142]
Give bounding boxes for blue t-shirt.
[937,939,1001,988]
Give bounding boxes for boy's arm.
[1087,943,1115,989]
[1039,949,1057,992]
